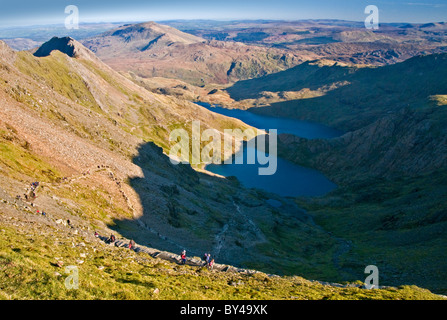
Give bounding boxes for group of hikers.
[182,250,215,269]
[95,232,216,270]
[30,181,39,190]
[16,181,50,218]
[96,232,137,251]
[28,182,39,199]
[202,252,215,270]
[16,181,40,202]
[36,209,46,217]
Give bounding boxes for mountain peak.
[33,36,98,61]
[83,21,205,56]
[106,21,205,45]
[34,36,77,57]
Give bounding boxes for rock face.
[34,37,79,58]
[33,36,102,65]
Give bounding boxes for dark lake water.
[197,102,343,197]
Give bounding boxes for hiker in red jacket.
[106,234,116,244]
[181,250,186,265]
[208,259,215,270]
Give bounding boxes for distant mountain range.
[81,21,302,86]
[78,20,447,87]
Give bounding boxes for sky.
[0,0,446,27]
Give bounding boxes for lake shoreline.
[197,102,341,197]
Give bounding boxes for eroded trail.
[212,197,266,260]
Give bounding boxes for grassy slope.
[0,42,345,297]
[0,116,442,300]
[0,209,443,300]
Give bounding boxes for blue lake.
[197,102,343,197]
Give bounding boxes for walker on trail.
[106,234,116,244]
[203,253,211,267]
[181,250,186,265]
[128,239,136,250]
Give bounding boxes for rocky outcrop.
[33,37,101,64]
[34,37,79,58]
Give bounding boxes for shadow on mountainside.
[107,102,447,293]
[109,141,207,258]
[227,53,447,132]
[106,140,359,282]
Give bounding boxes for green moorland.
[296,170,447,294]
